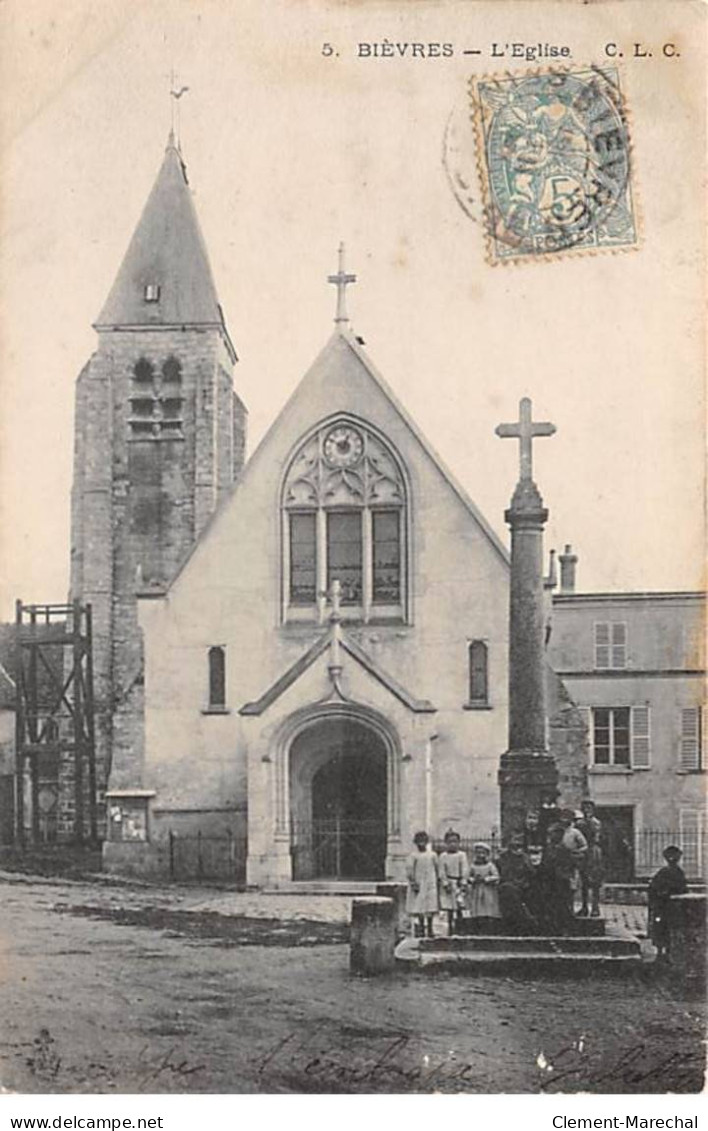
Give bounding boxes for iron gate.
[291,818,387,880]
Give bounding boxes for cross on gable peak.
[327,579,342,622]
[327,242,356,325]
[495,396,556,482]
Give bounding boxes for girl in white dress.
[405,831,439,938]
[466,842,501,927]
[438,829,470,935]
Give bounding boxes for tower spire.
[327,242,356,325]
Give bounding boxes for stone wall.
[69,326,245,836]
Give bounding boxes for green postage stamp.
[469,66,639,264]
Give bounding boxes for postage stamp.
[468,66,639,264]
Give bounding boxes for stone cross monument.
[496,397,559,838]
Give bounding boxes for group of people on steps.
[405,798,605,938]
[405,800,690,963]
[404,800,597,940]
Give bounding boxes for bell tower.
[69,135,247,835]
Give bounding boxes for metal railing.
[633,829,705,880]
[161,825,705,884]
[167,829,247,883]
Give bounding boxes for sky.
[0,0,705,619]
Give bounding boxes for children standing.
[438,829,469,935]
[405,830,439,938]
[575,799,604,918]
[467,842,501,929]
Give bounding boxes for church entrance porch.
[289,717,388,881]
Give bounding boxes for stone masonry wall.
[69,326,245,824]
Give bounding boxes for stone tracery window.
[282,418,408,622]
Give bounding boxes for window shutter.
[611,622,627,669]
[594,623,610,669]
[679,707,701,772]
[679,808,705,878]
[577,706,592,759]
[631,705,651,768]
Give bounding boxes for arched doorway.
[289,716,388,880]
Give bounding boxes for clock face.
[323,426,364,468]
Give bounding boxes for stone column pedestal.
[499,750,559,840]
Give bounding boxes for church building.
[69,135,527,884]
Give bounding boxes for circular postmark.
[445,66,639,264]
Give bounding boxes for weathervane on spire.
[327,243,356,324]
[169,68,190,150]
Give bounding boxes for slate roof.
[95,137,235,357]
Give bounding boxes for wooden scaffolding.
[14,600,97,845]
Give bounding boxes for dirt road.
[0,875,703,1094]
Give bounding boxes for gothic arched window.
[282,418,408,623]
[208,646,226,708]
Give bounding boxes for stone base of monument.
[395,926,642,975]
[457,916,607,938]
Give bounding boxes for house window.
[144,284,161,302]
[679,808,706,878]
[208,646,226,708]
[282,418,407,622]
[679,707,704,772]
[587,705,651,768]
[468,641,489,705]
[594,622,627,669]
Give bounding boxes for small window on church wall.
[468,641,488,705]
[289,513,317,604]
[144,284,160,303]
[327,511,363,605]
[161,356,182,383]
[208,646,226,708]
[133,358,154,383]
[372,510,401,604]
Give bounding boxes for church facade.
[71,138,521,884]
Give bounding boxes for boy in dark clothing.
[648,845,688,961]
[542,823,576,934]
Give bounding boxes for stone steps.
[396,932,643,974]
[261,880,379,896]
[458,916,607,937]
[418,934,639,956]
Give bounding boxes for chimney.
[559,544,578,593]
